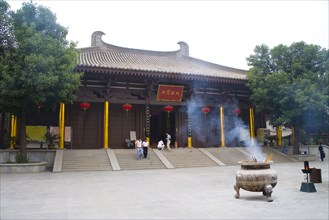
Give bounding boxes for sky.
[7,0,329,70]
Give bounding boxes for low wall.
[302,145,329,156]
[0,162,47,173]
[0,149,56,169]
[273,145,328,161]
[290,154,316,161]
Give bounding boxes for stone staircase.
[114,149,166,170]
[160,148,219,168]
[205,146,296,165]
[260,147,297,163]
[206,147,250,166]
[62,149,112,172]
[57,147,297,172]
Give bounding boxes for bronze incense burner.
[234,161,277,202]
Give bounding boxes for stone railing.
[0,161,47,173]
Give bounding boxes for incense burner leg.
[234,184,240,199]
[263,184,273,202]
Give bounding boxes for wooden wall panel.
[176,107,188,148]
[69,103,102,149]
[109,104,123,149]
[109,103,141,149]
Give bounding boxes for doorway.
[150,107,175,147]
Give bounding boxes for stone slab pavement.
[1,160,328,219]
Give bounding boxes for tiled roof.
[77,31,247,81]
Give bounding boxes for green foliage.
[15,153,28,163]
[43,130,59,145]
[0,2,82,157]
[247,42,329,133]
[0,0,16,56]
[0,2,81,114]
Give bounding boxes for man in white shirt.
[157,140,165,150]
[166,133,171,151]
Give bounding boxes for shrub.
[15,154,28,163]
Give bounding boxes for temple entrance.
[150,107,175,147]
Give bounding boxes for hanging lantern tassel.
[201,107,210,116]
[122,103,133,115]
[164,105,174,118]
[80,102,90,115]
[233,109,241,116]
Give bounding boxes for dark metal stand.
[300,169,317,193]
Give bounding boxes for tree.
[0,0,16,56]
[0,0,16,149]
[0,2,81,159]
[246,42,329,154]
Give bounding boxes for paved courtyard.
[1,160,328,219]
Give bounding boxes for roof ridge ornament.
[177,41,189,56]
[91,31,106,47]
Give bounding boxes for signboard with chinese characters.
[130,131,136,141]
[156,85,184,102]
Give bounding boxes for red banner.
[156,85,184,102]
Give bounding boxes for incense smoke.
[185,94,267,161]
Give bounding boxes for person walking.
[318,144,326,161]
[166,132,171,151]
[157,140,165,150]
[142,140,149,158]
[135,139,143,160]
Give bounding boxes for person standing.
[318,144,326,161]
[135,139,143,160]
[166,132,171,151]
[142,140,149,158]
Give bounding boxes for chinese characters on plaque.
[156,85,184,102]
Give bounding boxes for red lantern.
[201,107,210,115]
[80,102,90,110]
[122,103,133,112]
[164,105,173,119]
[80,101,90,116]
[163,105,174,113]
[233,109,241,115]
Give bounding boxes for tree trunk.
[18,107,27,159]
[293,126,300,155]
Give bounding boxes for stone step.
[113,149,166,170]
[206,147,250,165]
[160,148,219,168]
[63,162,109,165]
[63,165,111,169]
[260,147,296,163]
[205,147,296,165]
[63,159,109,162]
[62,149,112,172]
[63,167,113,172]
